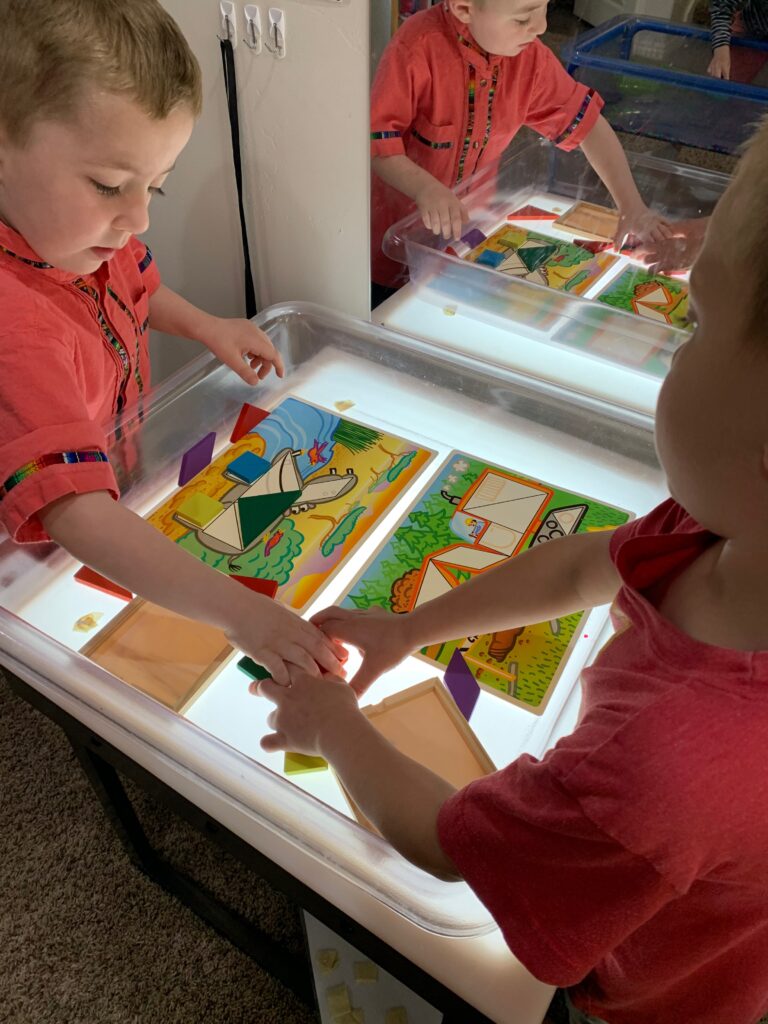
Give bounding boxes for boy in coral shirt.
[0,0,344,684]
[371,0,670,300]
[260,118,768,1024]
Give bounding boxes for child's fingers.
[350,661,380,697]
[256,651,290,687]
[260,730,287,753]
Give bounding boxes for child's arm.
[315,528,621,695]
[579,116,671,247]
[708,0,735,78]
[40,491,344,684]
[258,669,460,879]
[148,284,284,386]
[372,155,469,240]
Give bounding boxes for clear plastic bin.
[562,16,768,154]
[0,302,665,936]
[383,138,729,379]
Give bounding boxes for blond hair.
[729,117,768,341]
[0,0,202,143]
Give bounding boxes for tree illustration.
[332,420,382,454]
[319,506,366,557]
[386,450,417,483]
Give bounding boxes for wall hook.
[265,8,287,58]
[243,5,262,52]
[218,1,237,47]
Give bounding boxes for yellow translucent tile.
[175,492,225,529]
[385,1009,409,1024]
[315,947,340,974]
[326,982,351,1018]
[353,960,378,983]
[284,752,328,774]
[335,1011,364,1024]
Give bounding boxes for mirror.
[369,0,743,318]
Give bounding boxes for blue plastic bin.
[562,16,768,154]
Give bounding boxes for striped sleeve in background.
[710,0,740,49]
[711,0,768,49]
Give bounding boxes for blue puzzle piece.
[226,451,271,484]
[476,249,505,269]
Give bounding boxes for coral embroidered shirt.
[370,3,603,286]
[0,223,161,543]
[438,499,768,1024]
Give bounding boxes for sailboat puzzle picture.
[147,396,436,611]
[341,452,631,714]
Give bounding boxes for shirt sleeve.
[370,36,427,159]
[710,0,739,49]
[523,42,604,152]
[437,751,679,986]
[0,318,118,543]
[128,235,161,296]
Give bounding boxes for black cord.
[220,37,258,319]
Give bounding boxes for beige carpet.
[0,671,318,1024]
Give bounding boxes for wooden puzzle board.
[81,599,233,713]
[341,678,495,834]
[341,451,631,715]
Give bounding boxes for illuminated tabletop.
[0,303,666,1024]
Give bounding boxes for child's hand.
[198,318,285,386]
[639,217,709,275]
[311,605,414,696]
[414,180,469,240]
[614,204,672,249]
[708,47,731,79]
[257,667,361,757]
[228,595,347,686]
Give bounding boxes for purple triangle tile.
[444,649,480,721]
[178,431,216,486]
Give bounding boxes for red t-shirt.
[370,4,603,286]
[0,222,161,543]
[438,499,768,1024]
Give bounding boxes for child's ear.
[447,0,474,25]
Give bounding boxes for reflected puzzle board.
[147,397,435,613]
[596,267,690,330]
[81,599,233,712]
[554,200,620,241]
[464,225,618,296]
[341,679,495,834]
[342,452,631,714]
[553,315,677,379]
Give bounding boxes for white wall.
[148,0,370,382]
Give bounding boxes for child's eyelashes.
[89,179,166,198]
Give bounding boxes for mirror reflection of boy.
[260,116,768,1024]
[0,0,345,684]
[370,0,671,306]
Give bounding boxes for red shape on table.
[574,238,613,254]
[230,575,279,599]
[74,566,133,602]
[230,402,269,443]
[507,205,556,221]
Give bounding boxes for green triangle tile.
[237,656,271,681]
[518,243,557,273]
[237,490,302,548]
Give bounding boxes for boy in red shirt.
[0,0,344,684]
[259,119,768,1023]
[371,0,671,300]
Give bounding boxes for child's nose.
[113,193,151,236]
[532,10,547,35]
